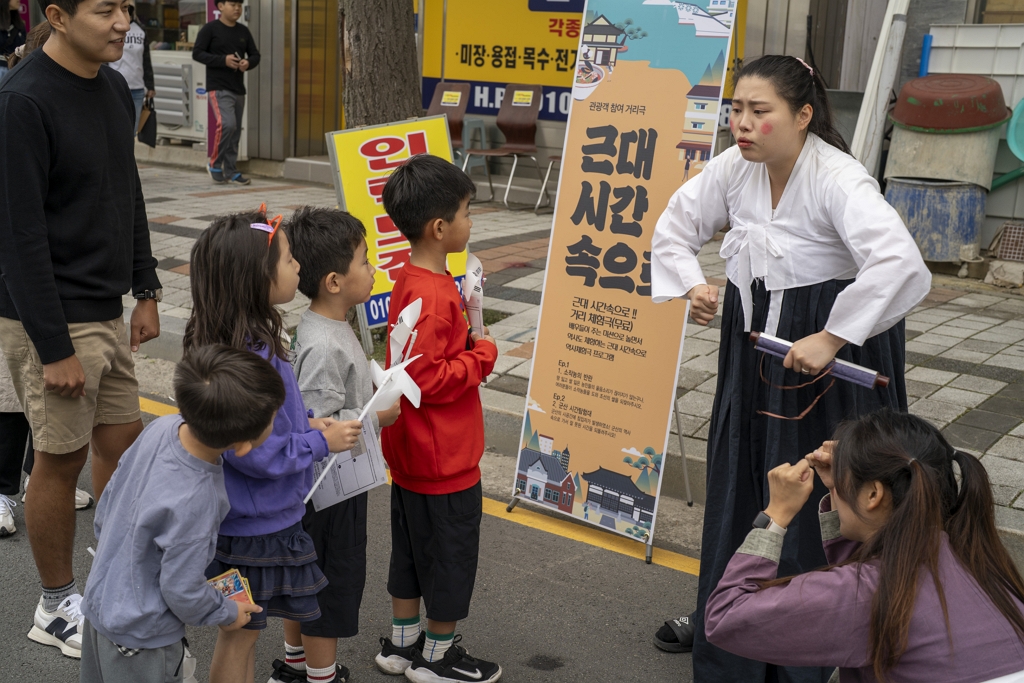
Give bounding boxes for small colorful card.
[207,569,255,604]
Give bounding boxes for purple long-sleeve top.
[218,348,329,537]
[706,495,1024,683]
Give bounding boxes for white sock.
[306,663,336,683]
[423,631,454,663]
[392,616,421,648]
[284,641,306,672]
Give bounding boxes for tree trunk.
[340,0,422,128]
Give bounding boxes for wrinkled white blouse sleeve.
[650,152,733,303]
[823,170,931,346]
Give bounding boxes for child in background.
[270,207,401,683]
[705,411,1024,682]
[183,207,361,683]
[79,345,273,683]
[376,154,501,683]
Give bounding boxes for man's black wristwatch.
[134,289,163,302]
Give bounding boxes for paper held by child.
[307,413,388,511]
[464,252,485,338]
[207,569,255,604]
[750,332,890,389]
[304,354,423,504]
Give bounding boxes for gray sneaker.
[228,173,251,185]
[0,494,16,537]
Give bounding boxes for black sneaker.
[331,664,350,683]
[267,659,307,683]
[228,173,251,185]
[208,165,226,184]
[404,636,501,683]
[375,631,426,675]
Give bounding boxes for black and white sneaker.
[267,659,308,683]
[27,594,84,658]
[376,632,426,675]
[404,636,501,683]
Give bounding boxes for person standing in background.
[0,0,26,81]
[192,0,258,186]
[107,0,153,132]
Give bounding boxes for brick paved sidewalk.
[137,164,1024,545]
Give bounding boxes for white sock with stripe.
[306,663,336,683]
[392,616,421,648]
[284,641,306,672]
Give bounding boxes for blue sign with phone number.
[421,77,572,123]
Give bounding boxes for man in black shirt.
[0,0,161,659]
[193,0,259,185]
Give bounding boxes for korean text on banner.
[325,115,465,327]
[421,0,584,121]
[513,0,735,543]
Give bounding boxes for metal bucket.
[884,125,1003,190]
[884,178,985,263]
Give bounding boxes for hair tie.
[795,57,814,77]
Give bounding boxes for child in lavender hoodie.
[706,410,1024,683]
[183,207,362,683]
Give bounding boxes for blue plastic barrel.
[884,178,985,262]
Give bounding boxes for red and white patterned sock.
[306,663,336,683]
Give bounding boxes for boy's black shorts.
[387,481,482,622]
[299,493,368,638]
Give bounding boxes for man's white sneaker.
[0,494,15,537]
[28,594,84,658]
[21,476,94,510]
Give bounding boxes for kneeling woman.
[707,411,1024,682]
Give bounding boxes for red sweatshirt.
[381,263,498,495]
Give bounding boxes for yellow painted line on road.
[140,396,178,416]
[139,396,700,575]
[483,497,699,575]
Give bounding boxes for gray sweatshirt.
[82,415,238,649]
[292,309,380,435]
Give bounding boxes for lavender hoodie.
[706,495,1024,683]
[219,348,329,537]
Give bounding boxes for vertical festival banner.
[325,116,465,327]
[513,0,735,544]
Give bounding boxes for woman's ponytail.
[807,67,850,154]
[946,450,1024,640]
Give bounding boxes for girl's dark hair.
[734,54,850,154]
[6,20,48,70]
[183,209,289,360]
[829,411,1024,679]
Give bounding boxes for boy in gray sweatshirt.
[274,207,401,683]
[79,345,282,683]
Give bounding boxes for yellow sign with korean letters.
[421,0,582,88]
[326,116,466,326]
[440,91,463,106]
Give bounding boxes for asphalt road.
[0,436,697,683]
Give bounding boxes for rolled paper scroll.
[750,332,890,390]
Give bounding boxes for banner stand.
[505,386,695,566]
[356,305,375,358]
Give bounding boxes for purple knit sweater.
[706,495,1024,682]
[218,349,329,537]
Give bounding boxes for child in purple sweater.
[183,206,362,683]
[706,410,1024,683]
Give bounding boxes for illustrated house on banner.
[677,52,726,168]
[582,467,654,525]
[581,15,626,68]
[515,445,576,513]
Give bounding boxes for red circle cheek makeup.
[760,122,774,135]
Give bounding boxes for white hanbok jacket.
[650,133,931,346]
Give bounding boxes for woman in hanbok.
[649,55,932,682]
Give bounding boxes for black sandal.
[654,614,695,653]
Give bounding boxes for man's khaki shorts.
[0,317,141,454]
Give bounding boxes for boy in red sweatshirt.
[375,154,501,683]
